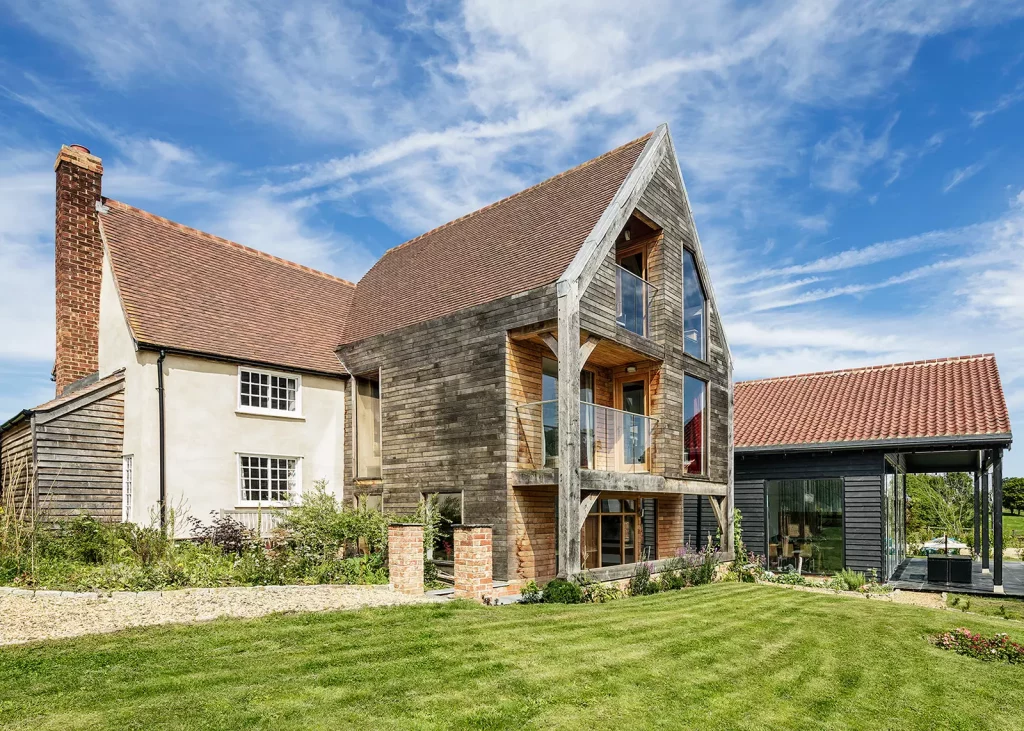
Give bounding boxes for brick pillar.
[388,523,423,595]
[54,144,104,395]
[454,524,493,601]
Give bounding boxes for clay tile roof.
[735,354,1012,449]
[340,132,654,344]
[100,201,354,375]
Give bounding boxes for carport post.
[981,459,990,574]
[993,448,1004,593]
[973,468,981,556]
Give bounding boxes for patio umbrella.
[922,536,969,552]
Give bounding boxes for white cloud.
[0,148,57,362]
[942,160,986,193]
[812,116,899,193]
[968,80,1024,127]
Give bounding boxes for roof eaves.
[735,432,1013,454]
[134,341,348,379]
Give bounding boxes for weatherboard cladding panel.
[735,449,885,576]
[34,387,125,522]
[339,285,558,581]
[0,420,34,513]
[734,480,767,557]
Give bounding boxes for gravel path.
[0,585,439,646]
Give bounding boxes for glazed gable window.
[683,249,707,360]
[238,367,300,416]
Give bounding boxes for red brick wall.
[54,145,104,395]
[454,525,493,601]
[388,524,424,595]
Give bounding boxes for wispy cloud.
[811,115,899,193]
[942,160,986,193]
[968,80,1024,127]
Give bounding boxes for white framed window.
[237,454,301,506]
[122,455,133,522]
[237,366,301,417]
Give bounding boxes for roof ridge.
[102,198,357,288]
[378,130,655,258]
[736,353,996,386]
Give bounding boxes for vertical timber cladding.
[577,153,732,485]
[339,285,557,581]
[735,450,886,575]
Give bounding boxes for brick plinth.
[454,524,493,601]
[54,144,104,395]
[388,524,424,595]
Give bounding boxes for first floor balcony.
[514,399,658,474]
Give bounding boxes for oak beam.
[555,281,582,578]
[579,335,601,368]
[579,491,600,531]
[994,447,1004,592]
[539,333,559,357]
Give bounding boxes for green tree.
[906,472,974,541]
[1003,477,1024,516]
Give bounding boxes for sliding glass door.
[767,479,844,574]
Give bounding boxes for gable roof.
[1,370,125,433]
[735,354,1012,450]
[100,200,355,376]
[340,132,653,344]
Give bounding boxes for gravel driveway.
[0,585,438,646]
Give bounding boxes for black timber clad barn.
[733,355,1013,586]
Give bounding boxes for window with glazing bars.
[239,455,298,503]
[239,368,298,413]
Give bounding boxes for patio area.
[889,557,1024,598]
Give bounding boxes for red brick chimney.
[54,144,104,395]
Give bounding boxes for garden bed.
[0,583,436,646]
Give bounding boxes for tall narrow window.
[122,455,133,522]
[355,377,381,479]
[684,375,707,475]
[683,250,706,360]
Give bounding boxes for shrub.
[689,545,718,586]
[772,568,808,586]
[542,578,584,604]
[830,568,867,592]
[627,561,656,596]
[520,579,542,604]
[574,573,622,603]
[932,628,1024,664]
[188,512,252,555]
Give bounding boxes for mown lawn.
[1,584,1023,730]
[1004,512,1024,537]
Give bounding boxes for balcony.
[616,265,657,338]
[514,400,657,474]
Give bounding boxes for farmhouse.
[0,125,734,583]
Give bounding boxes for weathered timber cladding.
[735,449,885,575]
[734,479,767,556]
[0,420,34,515]
[35,388,125,522]
[578,155,731,486]
[339,286,557,580]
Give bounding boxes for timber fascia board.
[557,123,669,299]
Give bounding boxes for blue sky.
[1,1,1023,474]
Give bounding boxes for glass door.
[619,380,648,471]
